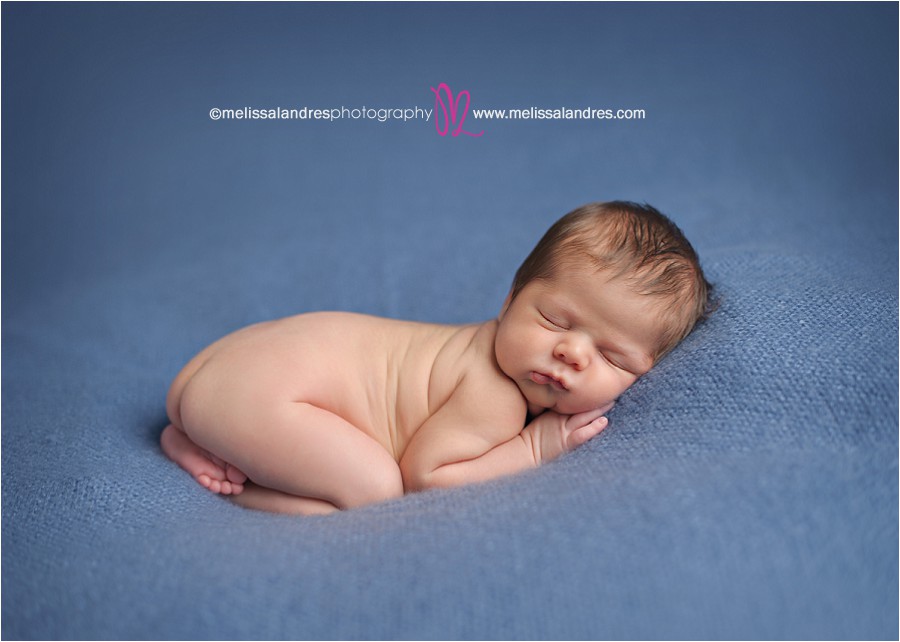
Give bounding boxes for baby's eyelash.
[600,351,634,374]
[539,312,567,329]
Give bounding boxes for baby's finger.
[570,407,607,427]
[568,416,609,449]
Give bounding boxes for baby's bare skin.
[173,313,481,461]
[162,268,661,514]
[163,313,523,510]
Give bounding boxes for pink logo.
[431,83,484,137]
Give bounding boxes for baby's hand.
[524,402,614,465]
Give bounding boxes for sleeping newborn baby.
[161,201,711,515]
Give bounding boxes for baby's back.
[169,312,478,461]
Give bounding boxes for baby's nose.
[554,340,589,369]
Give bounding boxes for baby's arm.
[400,375,610,492]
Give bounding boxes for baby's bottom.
[162,402,404,515]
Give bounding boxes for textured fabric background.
[2,4,897,640]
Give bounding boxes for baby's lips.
[530,371,568,391]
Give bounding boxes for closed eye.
[598,351,618,367]
[539,311,568,330]
[600,350,642,376]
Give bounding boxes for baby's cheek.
[576,379,619,412]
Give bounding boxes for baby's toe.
[226,464,248,485]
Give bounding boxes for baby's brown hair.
[510,201,713,361]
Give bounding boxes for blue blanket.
[3,3,897,639]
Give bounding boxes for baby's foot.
[160,424,247,495]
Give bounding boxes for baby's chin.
[525,395,612,417]
[551,396,616,416]
[517,380,613,416]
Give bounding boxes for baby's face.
[494,268,662,415]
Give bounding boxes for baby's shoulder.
[447,320,526,417]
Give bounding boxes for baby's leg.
[184,401,404,512]
[230,484,339,516]
[161,424,248,495]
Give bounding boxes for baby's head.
[510,201,712,362]
[495,201,712,414]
